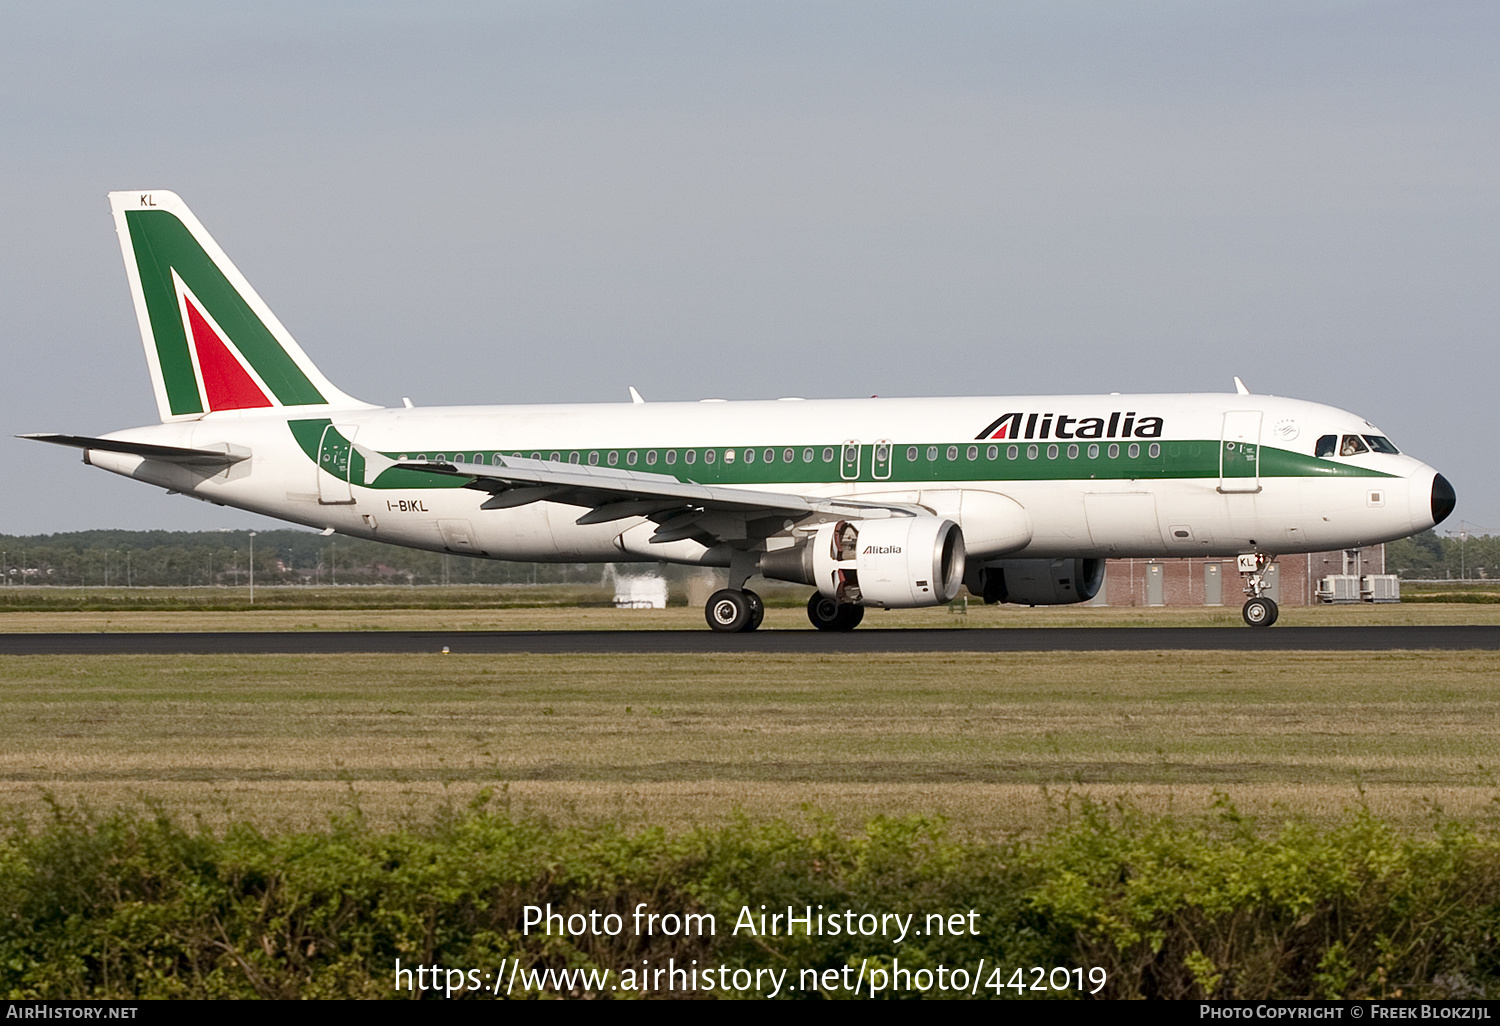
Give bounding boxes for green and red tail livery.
[109,191,372,421]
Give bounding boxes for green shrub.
[1,795,1497,999]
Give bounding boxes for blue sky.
[4,1,1497,535]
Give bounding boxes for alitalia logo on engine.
[975,412,1164,441]
[863,545,902,554]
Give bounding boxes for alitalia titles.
[977,411,1165,441]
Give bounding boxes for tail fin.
[109,191,374,422]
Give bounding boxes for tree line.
[0,530,607,588]
[2,528,1492,588]
[1385,529,1500,580]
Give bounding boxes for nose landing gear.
[1237,553,1279,627]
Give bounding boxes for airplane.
[25,191,1455,631]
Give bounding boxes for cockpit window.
[1340,435,1369,456]
[1363,435,1400,454]
[1315,434,1337,457]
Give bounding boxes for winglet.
[629,387,645,404]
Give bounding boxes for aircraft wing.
[20,433,250,468]
[392,454,923,543]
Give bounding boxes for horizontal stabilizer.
[20,433,250,467]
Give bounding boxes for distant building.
[604,565,669,609]
[1096,545,1392,607]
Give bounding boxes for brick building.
[1095,545,1387,607]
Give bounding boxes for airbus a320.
[26,192,1456,630]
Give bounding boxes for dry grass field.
[1,646,1496,837]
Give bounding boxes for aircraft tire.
[1242,596,1279,627]
[706,589,755,633]
[744,590,765,631]
[807,593,865,631]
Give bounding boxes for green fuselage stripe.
[290,421,1396,490]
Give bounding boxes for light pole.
[249,532,257,604]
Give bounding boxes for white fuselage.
[82,391,1445,570]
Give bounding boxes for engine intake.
[769,517,967,608]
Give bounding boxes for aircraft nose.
[1431,473,1456,527]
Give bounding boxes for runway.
[2,625,1498,655]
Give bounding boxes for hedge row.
[2,795,1497,999]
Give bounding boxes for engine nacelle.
[965,557,1104,606]
[795,517,966,608]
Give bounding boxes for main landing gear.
[1237,552,1279,627]
[705,550,768,633]
[806,592,864,632]
[705,588,765,633]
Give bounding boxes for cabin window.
[966,445,978,461]
[1087,444,1099,459]
[685,450,697,465]
[645,450,656,465]
[927,446,938,461]
[742,448,753,463]
[607,451,618,466]
[1026,445,1038,460]
[550,451,561,463]
[783,448,795,463]
[588,451,599,466]
[473,453,483,464]
[1046,444,1058,460]
[875,443,889,462]
[1315,435,1337,457]
[626,451,637,466]
[1128,443,1140,459]
[986,445,998,460]
[665,450,676,465]
[1148,443,1161,458]
[436,454,447,463]
[764,448,775,463]
[1066,444,1079,459]
[705,449,717,464]
[527,452,539,462]
[1340,435,1369,456]
[1007,445,1018,460]
[907,446,919,461]
[946,445,958,461]
[1107,444,1120,459]
[803,447,814,463]
[822,447,835,463]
